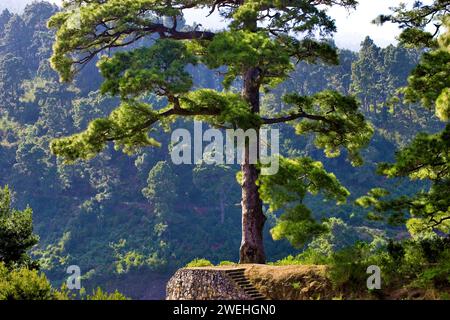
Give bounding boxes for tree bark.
[239,66,266,264]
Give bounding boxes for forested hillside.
[0,2,443,298]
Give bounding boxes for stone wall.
[166,268,253,300]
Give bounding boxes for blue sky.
[6,0,420,51]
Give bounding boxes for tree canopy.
[0,186,39,268]
[46,0,373,263]
[358,2,450,237]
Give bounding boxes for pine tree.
[48,0,372,263]
[351,36,384,112]
[0,185,39,267]
[358,2,450,236]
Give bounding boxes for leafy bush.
[0,263,56,300]
[415,249,450,289]
[327,243,392,290]
[274,236,450,296]
[0,263,129,300]
[291,282,301,290]
[83,288,129,300]
[0,186,39,268]
[330,238,450,293]
[218,261,236,266]
[185,258,214,268]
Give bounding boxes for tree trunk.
[239,66,266,264]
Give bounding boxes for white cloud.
[329,0,409,50]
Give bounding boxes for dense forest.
[0,1,448,300]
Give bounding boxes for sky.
[328,1,411,50]
[180,0,409,51]
[3,0,419,51]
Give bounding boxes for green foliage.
[0,262,56,300]
[376,0,447,48]
[291,282,301,290]
[142,161,178,206]
[326,242,387,290]
[402,50,450,116]
[259,156,350,248]
[228,0,356,34]
[349,36,428,146]
[99,39,197,98]
[276,237,450,294]
[285,90,374,165]
[193,164,239,224]
[51,100,161,162]
[398,28,438,49]
[273,242,389,292]
[83,287,129,300]
[358,14,450,237]
[400,16,450,121]
[272,217,386,267]
[259,157,350,211]
[201,31,338,89]
[180,89,262,129]
[44,0,374,267]
[185,258,214,268]
[48,0,188,82]
[357,126,450,234]
[46,0,371,169]
[0,0,443,298]
[271,252,329,266]
[112,246,163,274]
[416,249,450,288]
[351,37,384,106]
[331,238,450,291]
[203,30,293,88]
[0,186,39,268]
[0,262,128,300]
[218,261,237,266]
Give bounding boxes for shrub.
[291,282,301,290]
[0,186,39,268]
[0,262,56,300]
[0,263,130,300]
[270,255,306,266]
[185,258,214,268]
[271,248,331,266]
[84,288,129,300]
[327,243,389,290]
[327,238,450,293]
[218,261,236,266]
[415,249,450,289]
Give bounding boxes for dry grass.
[242,264,335,300]
[187,264,335,300]
[184,264,449,300]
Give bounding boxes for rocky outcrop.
[166,267,266,300]
[166,264,333,300]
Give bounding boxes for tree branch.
[262,112,333,124]
[105,99,221,142]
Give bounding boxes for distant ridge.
[1,0,60,13]
[0,0,27,13]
